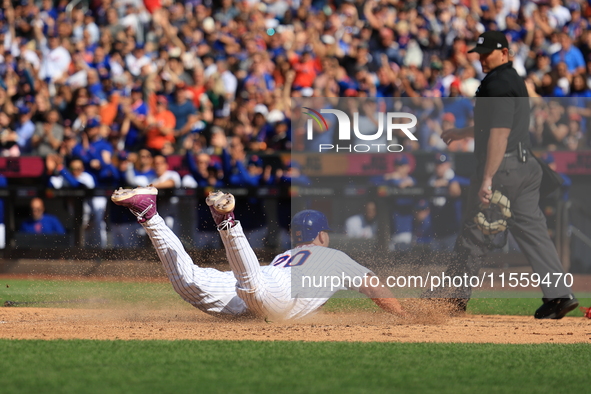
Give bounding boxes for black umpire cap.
[468,31,509,54]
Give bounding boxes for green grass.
[0,278,192,310]
[1,279,590,393]
[0,340,589,394]
[2,278,590,316]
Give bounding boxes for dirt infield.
[1,306,589,344]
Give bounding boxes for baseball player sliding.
[111,186,405,320]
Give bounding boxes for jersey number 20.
[272,250,311,267]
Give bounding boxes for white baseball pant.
[217,221,294,319]
[142,214,293,319]
[143,214,247,316]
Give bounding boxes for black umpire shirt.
[473,61,530,167]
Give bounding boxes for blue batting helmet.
[291,210,332,243]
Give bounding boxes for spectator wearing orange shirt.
[145,96,176,153]
[288,50,320,89]
[100,91,120,127]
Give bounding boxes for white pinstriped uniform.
[143,214,372,320]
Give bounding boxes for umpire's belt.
[503,150,518,158]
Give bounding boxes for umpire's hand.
[478,178,493,204]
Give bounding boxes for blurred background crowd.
[0,0,587,251]
[2,0,591,161]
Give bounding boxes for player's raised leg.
[111,186,246,315]
[207,191,292,318]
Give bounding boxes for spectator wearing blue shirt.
[89,46,111,80]
[124,86,148,151]
[86,68,107,102]
[40,0,58,21]
[47,157,107,247]
[125,149,157,186]
[375,66,397,98]
[503,14,527,43]
[184,149,224,189]
[168,88,197,147]
[551,33,585,74]
[72,118,114,173]
[565,3,588,39]
[371,27,403,68]
[15,106,35,154]
[244,60,275,92]
[47,157,96,189]
[19,198,66,235]
[223,149,273,188]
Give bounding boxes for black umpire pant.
[444,154,571,300]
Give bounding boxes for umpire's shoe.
[535,294,579,319]
[111,186,158,223]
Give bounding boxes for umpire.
[436,31,578,319]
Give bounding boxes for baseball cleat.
[206,191,235,228]
[111,186,158,223]
[534,294,579,319]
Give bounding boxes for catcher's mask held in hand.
[474,190,512,248]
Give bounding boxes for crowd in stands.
[0,0,585,248]
[1,0,591,161]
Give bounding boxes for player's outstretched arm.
[359,276,406,316]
